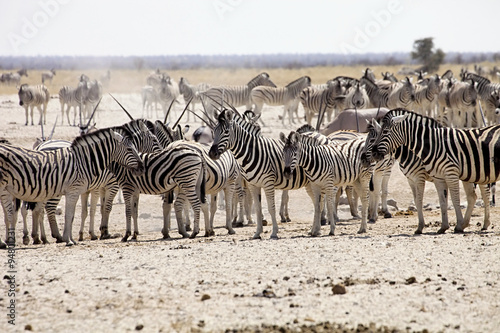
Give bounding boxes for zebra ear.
[113,131,125,143]
[139,121,149,133]
[371,118,381,132]
[392,114,409,124]
[279,132,286,143]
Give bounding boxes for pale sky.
[1,0,498,56]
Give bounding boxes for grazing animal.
[141,85,159,118]
[58,81,89,126]
[200,73,276,121]
[41,69,56,84]
[0,126,145,247]
[18,84,50,126]
[178,77,210,122]
[250,76,311,125]
[300,79,344,125]
[209,109,310,239]
[321,107,389,135]
[367,109,496,233]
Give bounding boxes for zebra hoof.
[252,234,262,240]
[227,229,235,235]
[0,241,6,249]
[232,221,244,228]
[78,233,84,242]
[270,234,279,240]
[414,229,423,235]
[185,225,192,232]
[329,231,335,236]
[121,235,129,242]
[55,237,64,243]
[23,236,30,245]
[368,219,376,224]
[384,212,393,218]
[357,229,366,234]
[90,234,98,241]
[437,228,448,234]
[100,233,111,240]
[189,232,198,239]
[162,234,171,240]
[453,227,464,234]
[33,238,41,245]
[320,219,327,226]
[286,217,291,222]
[66,241,75,247]
[42,238,49,245]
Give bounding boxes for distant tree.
[411,37,445,73]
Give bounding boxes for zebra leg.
[353,177,370,234]
[223,186,235,235]
[162,191,174,239]
[62,193,80,246]
[407,178,426,234]
[279,190,291,222]
[368,173,381,224]
[121,190,134,242]
[45,198,64,243]
[23,106,29,126]
[326,187,336,236]
[478,184,491,231]
[249,185,264,239]
[31,202,44,245]
[309,184,323,237]
[131,193,140,240]
[79,191,89,241]
[380,173,392,218]
[21,201,30,245]
[173,194,190,238]
[263,186,279,239]
[204,194,216,237]
[446,177,466,233]
[30,105,35,126]
[38,208,49,244]
[99,184,119,240]
[88,189,99,240]
[461,182,477,230]
[0,191,16,247]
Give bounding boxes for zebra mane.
[296,124,316,134]
[71,126,132,148]
[285,76,311,88]
[385,108,443,128]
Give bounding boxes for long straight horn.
[188,110,215,129]
[198,94,218,127]
[109,93,133,120]
[173,97,193,128]
[315,97,324,131]
[478,100,487,127]
[355,106,359,132]
[40,121,45,141]
[48,116,58,140]
[163,98,176,124]
[88,98,102,124]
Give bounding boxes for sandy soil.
[0,92,499,333]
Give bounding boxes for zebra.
[280,131,373,236]
[300,79,344,126]
[141,85,159,118]
[19,119,160,245]
[154,121,243,237]
[200,72,276,121]
[18,84,50,126]
[360,74,415,109]
[178,77,210,122]
[84,80,103,120]
[363,120,490,234]
[250,75,311,125]
[340,81,370,110]
[107,145,207,241]
[209,108,310,239]
[367,109,497,233]
[446,80,478,128]
[58,81,89,126]
[466,73,500,125]
[157,76,181,120]
[0,69,28,86]
[0,126,145,247]
[411,74,442,117]
[41,69,56,84]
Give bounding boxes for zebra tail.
[200,166,206,204]
[369,174,374,192]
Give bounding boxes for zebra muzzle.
[208,145,220,160]
[283,166,292,179]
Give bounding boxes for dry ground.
[0,67,499,333]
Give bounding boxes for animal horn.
[40,120,45,141]
[48,116,58,140]
[163,98,177,124]
[109,93,134,120]
[88,98,102,125]
[172,97,193,128]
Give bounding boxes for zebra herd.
[2,67,500,249]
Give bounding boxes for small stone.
[406,277,417,284]
[201,294,211,301]
[25,324,33,331]
[135,324,144,331]
[332,284,346,295]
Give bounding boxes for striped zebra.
[157,76,181,120]
[58,82,88,126]
[141,85,159,118]
[363,120,490,234]
[19,119,159,245]
[178,77,210,122]
[466,73,500,125]
[84,80,103,120]
[0,69,28,86]
[209,109,310,239]
[200,72,276,121]
[41,69,56,84]
[361,74,415,109]
[0,126,144,247]
[18,84,50,126]
[411,74,442,117]
[341,81,370,110]
[154,121,243,236]
[447,80,478,128]
[367,109,496,233]
[250,76,311,125]
[108,145,207,241]
[280,131,373,236]
[300,79,344,126]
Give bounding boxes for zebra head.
[371,109,409,161]
[18,84,31,106]
[209,109,234,160]
[126,120,162,154]
[110,130,145,176]
[360,118,381,167]
[280,131,300,179]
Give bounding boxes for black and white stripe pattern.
[58,82,88,126]
[300,79,344,125]
[447,80,478,128]
[41,69,56,84]
[108,145,207,241]
[466,73,500,125]
[0,126,145,247]
[209,109,309,239]
[200,73,276,119]
[361,75,415,109]
[18,84,50,126]
[280,131,372,236]
[250,76,311,125]
[367,109,496,233]
[178,77,210,122]
[411,74,442,117]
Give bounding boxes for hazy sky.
[1,0,498,56]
